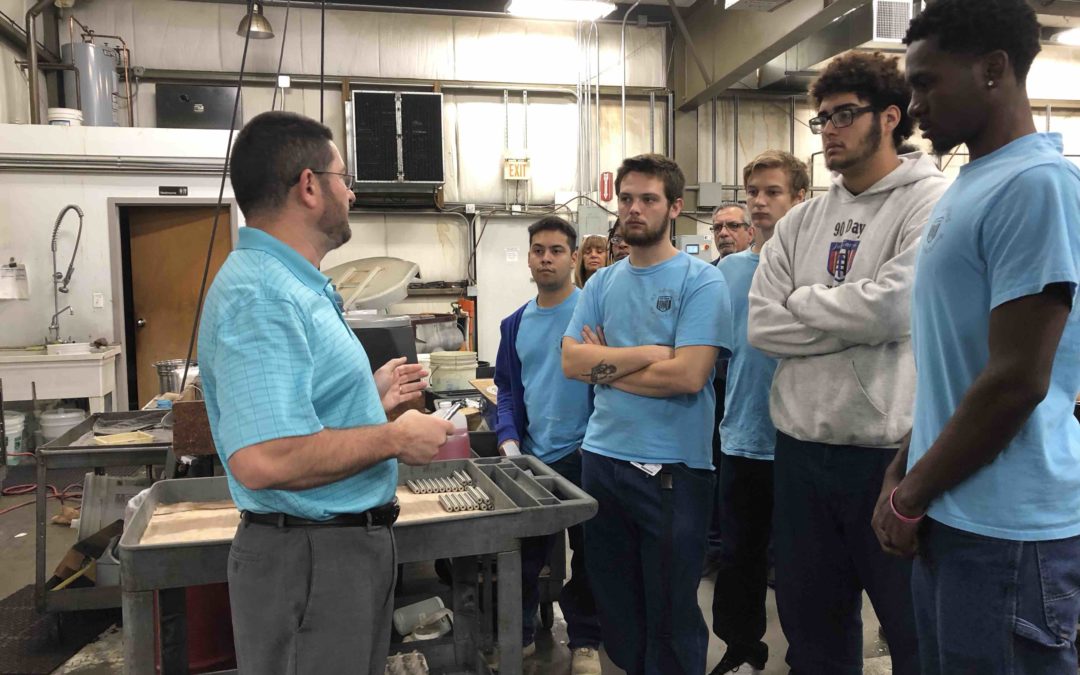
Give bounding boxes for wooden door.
[127,205,232,406]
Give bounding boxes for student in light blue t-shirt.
[708,150,807,675]
[562,154,732,675]
[493,216,601,672]
[873,4,1080,673]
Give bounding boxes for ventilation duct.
[872,0,913,43]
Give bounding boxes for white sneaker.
[571,646,602,675]
[522,642,536,658]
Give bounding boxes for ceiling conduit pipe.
[26,0,53,124]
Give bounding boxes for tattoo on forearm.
[585,361,617,384]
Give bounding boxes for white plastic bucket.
[4,411,26,465]
[39,408,86,442]
[47,107,83,126]
[428,351,477,392]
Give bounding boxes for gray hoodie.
[748,153,948,448]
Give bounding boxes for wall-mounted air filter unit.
[873,0,914,43]
[346,91,444,207]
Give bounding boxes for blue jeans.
[773,433,920,675]
[913,518,1080,674]
[521,450,601,649]
[582,451,714,675]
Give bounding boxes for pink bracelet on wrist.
[890,486,925,524]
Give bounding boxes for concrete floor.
[1,481,895,674]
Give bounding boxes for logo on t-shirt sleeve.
[826,240,860,284]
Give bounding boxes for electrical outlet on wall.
[92,292,105,309]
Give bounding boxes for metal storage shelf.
[35,411,170,615]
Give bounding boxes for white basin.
[47,342,92,355]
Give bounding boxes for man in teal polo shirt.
[199,111,454,674]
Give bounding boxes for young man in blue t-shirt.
[709,150,807,675]
[493,215,602,674]
[562,154,733,675]
[871,2,1080,672]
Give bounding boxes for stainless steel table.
[119,455,597,675]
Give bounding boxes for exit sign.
[504,157,530,181]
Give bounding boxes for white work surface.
[0,345,121,412]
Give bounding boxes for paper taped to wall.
[0,264,29,300]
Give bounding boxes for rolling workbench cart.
[119,455,597,675]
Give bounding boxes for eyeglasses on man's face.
[312,170,355,190]
[809,105,876,135]
[710,222,748,234]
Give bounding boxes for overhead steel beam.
[675,0,867,111]
[188,0,679,24]
[139,68,670,99]
[666,0,712,87]
[757,2,872,90]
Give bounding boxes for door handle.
[136,318,146,328]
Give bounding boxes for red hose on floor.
[0,482,83,517]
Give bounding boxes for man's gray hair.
[711,202,749,224]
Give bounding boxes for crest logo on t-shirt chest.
[923,210,947,252]
[656,295,673,312]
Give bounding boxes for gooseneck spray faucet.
[49,204,83,344]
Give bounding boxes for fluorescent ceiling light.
[506,0,617,22]
[1053,27,1080,46]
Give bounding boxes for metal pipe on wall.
[649,91,655,153]
[711,97,717,182]
[790,96,796,154]
[732,96,740,201]
[621,1,641,160]
[593,21,600,191]
[584,25,592,194]
[667,91,674,159]
[576,22,583,197]
[25,0,54,124]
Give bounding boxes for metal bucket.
[154,359,197,395]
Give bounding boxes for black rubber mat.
[0,585,119,675]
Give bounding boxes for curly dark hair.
[903,0,1040,82]
[809,51,914,149]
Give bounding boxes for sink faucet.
[48,306,72,344]
[50,205,84,346]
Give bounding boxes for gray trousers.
[228,518,397,674]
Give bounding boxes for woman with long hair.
[575,234,608,288]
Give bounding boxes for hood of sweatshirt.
[830,152,944,201]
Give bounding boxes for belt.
[241,499,399,528]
